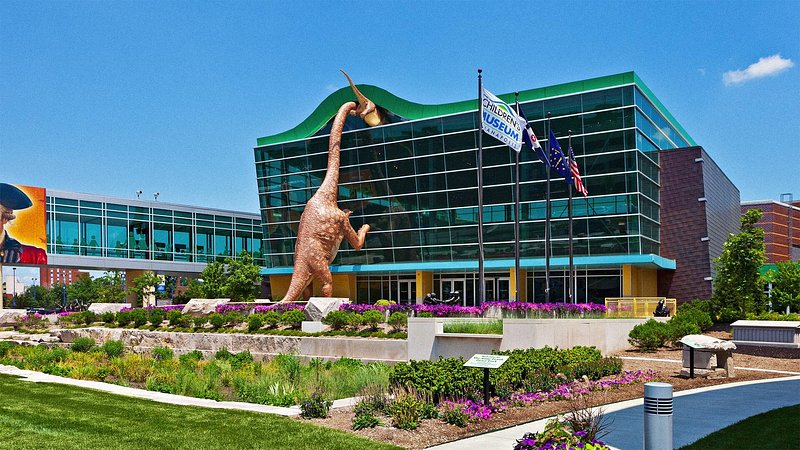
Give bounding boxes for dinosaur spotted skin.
[280,76,378,302]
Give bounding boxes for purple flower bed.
[339,301,606,319]
[252,303,305,314]
[509,370,658,405]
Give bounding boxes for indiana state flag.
[548,129,572,185]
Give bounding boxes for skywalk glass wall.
[255,84,689,270]
[46,195,264,265]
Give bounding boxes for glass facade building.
[254,72,690,304]
[45,190,264,270]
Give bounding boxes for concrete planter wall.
[54,328,407,363]
[731,320,800,348]
[408,317,649,360]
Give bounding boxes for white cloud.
[723,54,794,86]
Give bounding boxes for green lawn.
[679,404,800,450]
[0,374,400,450]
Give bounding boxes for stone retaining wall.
[53,328,408,363]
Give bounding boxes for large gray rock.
[88,303,131,314]
[181,298,230,317]
[0,309,26,326]
[304,297,349,322]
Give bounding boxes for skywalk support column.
[416,270,433,305]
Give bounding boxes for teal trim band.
[256,71,694,147]
[260,253,676,275]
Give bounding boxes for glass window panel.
[385,140,413,161]
[582,109,623,134]
[54,213,79,255]
[153,223,172,261]
[445,151,475,171]
[582,88,622,112]
[446,170,477,190]
[80,216,102,256]
[215,229,232,258]
[584,131,625,155]
[413,136,444,156]
[195,227,214,262]
[544,94,581,117]
[412,118,442,138]
[520,101,544,121]
[550,115,582,137]
[384,122,413,142]
[443,131,476,152]
[441,113,475,134]
[174,225,192,262]
[106,218,127,258]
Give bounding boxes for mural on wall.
[0,183,47,264]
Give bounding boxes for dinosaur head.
[341,69,383,127]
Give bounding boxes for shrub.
[102,340,125,358]
[717,307,743,323]
[665,319,700,345]
[214,347,234,360]
[672,308,713,332]
[348,313,364,330]
[280,310,305,329]
[352,413,382,430]
[179,350,204,365]
[167,310,183,326]
[223,311,244,327]
[0,341,18,358]
[300,391,332,419]
[130,308,148,327]
[147,308,166,326]
[628,319,668,351]
[389,390,422,430]
[193,316,209,328]
[116,310,132,326]
[322,310,350,330]
[230,350,254,369]
[247,314,264,332]
[262,311,281,328]
[100,311,116,324]
[152,346,174,361]
[81,311,97,325]
[418,311,434,318]
[374,299,395,306]
[208,313,225,329]
[440,402,468,427]
[362,310,383,331]
[388,312,408,331]
[71,337,96,353]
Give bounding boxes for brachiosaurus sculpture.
[280,71,383,302]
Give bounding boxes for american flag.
[568,145,588,198]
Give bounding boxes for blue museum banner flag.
[518,108,550,166]
[548,129,572,185]
[481,87,523,152]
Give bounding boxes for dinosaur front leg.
[343,221,370,251]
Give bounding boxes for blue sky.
[2,0,798,214]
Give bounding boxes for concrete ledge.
[53,328,407,363]
[731,320,800,348]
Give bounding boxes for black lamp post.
[12,267,16,308]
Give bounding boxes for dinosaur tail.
[281,270,312,303]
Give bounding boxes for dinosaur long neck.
[317,101,357,201]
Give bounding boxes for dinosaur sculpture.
[280,71,382,302]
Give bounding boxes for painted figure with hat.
[0,183,47,264]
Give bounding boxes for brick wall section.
[741,200,800,263]
[659,147,740,303]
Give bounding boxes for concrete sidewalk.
[429,376,800,450]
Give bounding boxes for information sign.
[464,354,509,369]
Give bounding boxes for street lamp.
[153,192,160,201]
[32,277,38,304]
[135,190,143,199]
[12,267,16,308]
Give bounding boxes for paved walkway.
[0,364,360,416]
[430,375,800,450]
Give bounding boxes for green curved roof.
[256,71,696,147]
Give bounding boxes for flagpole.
[514,93,521,304]
[544,112,552,303]
[568,131,574,304]
[477,69,485,305]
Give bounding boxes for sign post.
[464,354,509,405]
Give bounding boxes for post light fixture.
[154,192,160,201]
[135,190,143,199]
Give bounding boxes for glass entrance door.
[440,278,466,306]
[497,277,510,301]
[397,280,416,304]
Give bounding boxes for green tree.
[766,261,800,313]
[222,251,261,301]
[68,273,98,305]
[186,259,227,299]
[129,272,160,306]
[93,272,126,303]
[712,209,767,317]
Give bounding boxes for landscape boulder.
[87,303,131,314]
[304,297,349,322]
[181,298,230,317]
[0,309,26,326]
